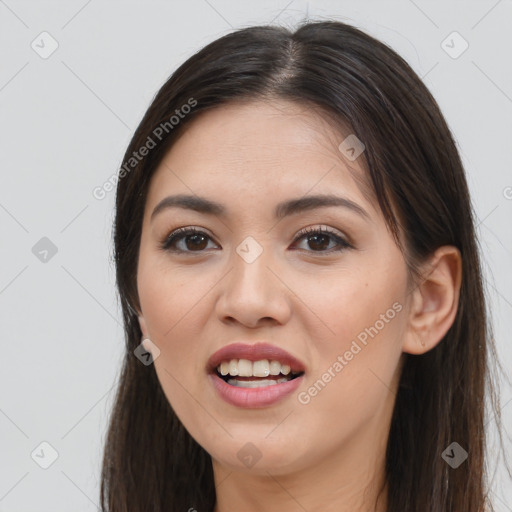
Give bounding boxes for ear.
[402,246,462,355]
[137,313,156,353]
[138,313,149,339]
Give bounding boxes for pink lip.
[209,372,304,408]
[206,342,306,374]
[206,342,306,409]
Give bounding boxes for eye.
[160,225,352,254]
[291,226,352,254]
[160,227,218,253]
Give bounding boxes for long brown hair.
[101,20,507,511]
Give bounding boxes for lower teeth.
[226,377,290,388]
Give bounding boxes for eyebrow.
[150,193,370,222]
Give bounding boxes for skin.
[136,99,462,512]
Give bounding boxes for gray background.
[1,0,511,510]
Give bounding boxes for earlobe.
[137,314,155,352]
[402,246,462,355]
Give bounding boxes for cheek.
[301,260,405,348]
[301,259,407,401]
[137,259,204,380]
[294,298,405,454]
[138,251,211,341]
[137,263,213,429]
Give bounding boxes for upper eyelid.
[164,225,346,240]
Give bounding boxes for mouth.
[214,358,305,388]
[207,342,306,390]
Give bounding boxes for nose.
[215,242,292,329]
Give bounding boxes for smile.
[216,358,303,388]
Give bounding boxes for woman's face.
[137,100,411,478]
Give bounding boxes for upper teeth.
[217,359,299,377]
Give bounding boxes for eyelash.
[160,226,352,255]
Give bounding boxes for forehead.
[146,99,378,218]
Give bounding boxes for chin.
[205,436,308,475]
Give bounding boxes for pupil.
[187,234,207,250]
[309,234,328,251]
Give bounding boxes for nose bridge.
[230,234,272,298]
[216,234,290,326]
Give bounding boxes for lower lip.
[209,372,304,408]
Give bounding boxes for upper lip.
[207,342,306,374]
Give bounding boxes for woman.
[100,20,505,511]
